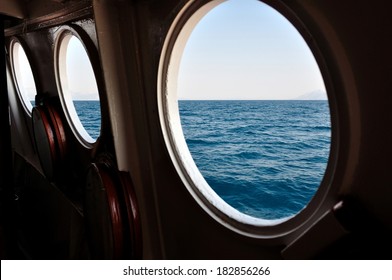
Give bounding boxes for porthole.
[10,40,37,114]
[159,0,333,233]
[55,28,101,146]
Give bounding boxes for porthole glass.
[56,32,101,145]
[11,40,37,113]
[160,0,331,226]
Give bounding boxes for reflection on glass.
[12,41,37,113]
[176,0,331,220]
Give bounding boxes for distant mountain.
[294,90,327,100]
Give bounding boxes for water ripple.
[179,100,331,220]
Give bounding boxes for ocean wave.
[179,100,331,220]
[74,101,101,139]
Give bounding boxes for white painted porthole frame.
[158,0,336,238]
[9,38,37,116]
[54,26,101,148]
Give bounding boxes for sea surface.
[74,100,101,140]
[179,100,331,220]
[75,100,331,220]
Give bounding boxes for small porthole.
[10,40,37,114]
[159,0,332,232]
[55,29,101,146]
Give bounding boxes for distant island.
[294,90,327,100]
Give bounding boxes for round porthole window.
[10,40,37,114]
[55,29,101,146]
[159,0,332,232]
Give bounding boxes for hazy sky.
[177,0,326,100]
[13,43,37,102]
[15,0,326,102]
[65,36,100,100]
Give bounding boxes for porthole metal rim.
[9,38,37,116]
[158,0,337,239]
[54,26,101,148]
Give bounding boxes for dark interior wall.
[0,16,15,259]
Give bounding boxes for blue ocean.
[76,100,331,220]
[74,101,101,140]
[179,100,331,220]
